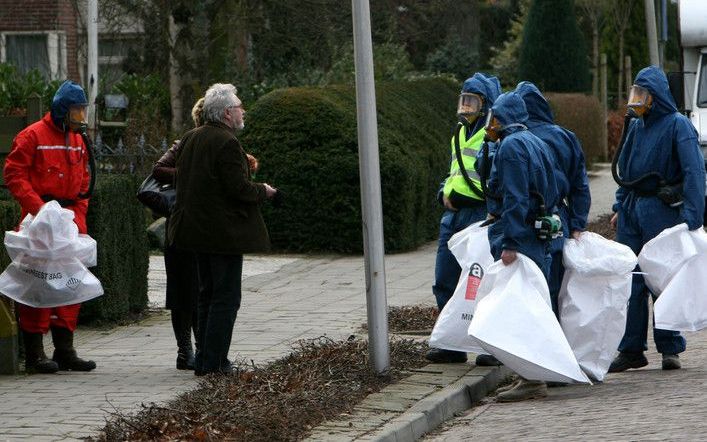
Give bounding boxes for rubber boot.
[50,326,96,371]
[171,310,195,370]
[22,331,59,374]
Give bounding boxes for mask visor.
[483,111,501,142]
[627,85,652,117]
[68,105,88,133]
[457,93,483,120]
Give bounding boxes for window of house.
[1,32,66,80]
[698,54,707,108]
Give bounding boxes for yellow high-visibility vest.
[443,125,485,201]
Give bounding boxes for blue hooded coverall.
[614,66,706,355]
[432,73,501,311]
[516,81,591,316]
[485,92,560,277]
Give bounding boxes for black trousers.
[194,252,243,373]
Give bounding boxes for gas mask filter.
[627,85,653,118]
[457,93,484,124]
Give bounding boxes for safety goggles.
[457,93,484,119]
[627,85,653,117]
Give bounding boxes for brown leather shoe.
[497,378,547,402]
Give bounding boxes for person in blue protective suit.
[482,91,561,402]
[515,81,591,318]
[609,66,705,373]
[426,73,501,365]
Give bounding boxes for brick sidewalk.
[0,246,437,441]
[425,329,707,441]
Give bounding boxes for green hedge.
[241,78,457,253]
[0,175,149,323]
[81,175,149,322]
[545,93,604,162]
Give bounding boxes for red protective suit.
[4,112,91,333]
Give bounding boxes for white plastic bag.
[429,221,494,353]
[637,223,707,295]
[468,254,590,384]
[654,253,707,332]
[559,232,637,381]
[0,201,103,308]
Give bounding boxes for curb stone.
[305,363,512,442]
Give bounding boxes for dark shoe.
[194,361,234,377]
[22,332,59,374]
[497,379,547,402]
[50,327,96,372]
[608,352,648,373]
[662,354,681,370]
[172,310,196,370]
[475,354,502,366]
[176,351,195,370]
[425,348,467,363]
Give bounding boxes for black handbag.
[136,175,176,218]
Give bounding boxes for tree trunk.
[618,33,624,105]
[169,14,183,133]
[592,24,599,97]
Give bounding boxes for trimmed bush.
[545,93,604,162]
[81,175,149,322]
[0,200,20,270]
[240,78,458,253]
[518,0,590,93]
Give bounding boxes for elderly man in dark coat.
[168,83,277,376]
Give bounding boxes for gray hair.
[203,83,241,124]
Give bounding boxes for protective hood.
[490,92,529,136]
[633,66,677,119]
[515,81,554,126]
[462,73,502,114]
[50,80,88,131]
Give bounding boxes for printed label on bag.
[465,263,484,300]
[22,268,63,281]
[66,277,81,290]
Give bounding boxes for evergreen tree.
[518,0,590,92]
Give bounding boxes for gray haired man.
[168,83,277,375]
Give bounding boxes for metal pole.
[601,53,608,160]
[87,0,98,132]
[644,0,660,67]
[351,0,390,374]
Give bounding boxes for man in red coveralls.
[4,80,96,374]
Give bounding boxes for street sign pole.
[351,0,390,374]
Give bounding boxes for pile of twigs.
[93,337,428,441]
[361,305,439,333]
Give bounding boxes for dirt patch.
[92,337,428,442]
[586,213,615,240]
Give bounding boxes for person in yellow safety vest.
[426,73,502,365]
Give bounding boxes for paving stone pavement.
[0,248,437,441]
[424,330,707,441]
